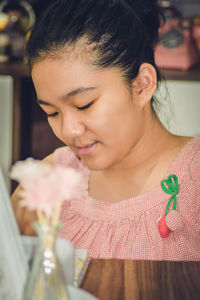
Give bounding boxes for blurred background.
[0,0,199,189]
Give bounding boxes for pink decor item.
[154,2,200,70]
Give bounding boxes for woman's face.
[32,57,147,171]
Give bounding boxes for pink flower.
[11,159,86,218]
[10,158,51,183]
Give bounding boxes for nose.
[61,111,86,140]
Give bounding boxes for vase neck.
[33,222,59,251]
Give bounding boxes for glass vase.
[22,222,69,300]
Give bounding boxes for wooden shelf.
[161,63,200,81]
[0,61,29,77]
[0,61,200,81]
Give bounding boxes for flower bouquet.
[10,158,86,300]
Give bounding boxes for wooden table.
[81,259,200,300]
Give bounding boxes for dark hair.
[26,0,163,86]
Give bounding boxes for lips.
[77,141,98,156]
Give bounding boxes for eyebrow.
[37,86,97,106]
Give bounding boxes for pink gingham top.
[54,137,200,260]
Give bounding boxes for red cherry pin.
[158,174,180,238]
[158,215,171,238]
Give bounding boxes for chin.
[81,156,113,171]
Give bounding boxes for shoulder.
[174,136,200,177]
[175,136,200,187]
[167,137,200,229]
[179,137,200,215]
[187,137,200,188]
[42,152,54,165]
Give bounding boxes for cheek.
[88,107,115,136]
[93,100,135,135]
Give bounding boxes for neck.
[102,112,172,179]
[89,111,190,201]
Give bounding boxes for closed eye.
[46,112,58,118]
[76,101,94,111]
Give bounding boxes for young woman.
[12,0,200,260]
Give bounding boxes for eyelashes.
[46,112,58,118]
[46,100,94,118]
[76,101,94,111]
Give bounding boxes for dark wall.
[0,0,53,18]
[24,0,53,18]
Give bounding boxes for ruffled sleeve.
[188,143,200,228]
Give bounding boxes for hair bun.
[122,0,163,45]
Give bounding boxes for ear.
[132,63,157,108]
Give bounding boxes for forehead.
[31,57,128,101]
[32,55,93,77]
[32,57,95,92]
